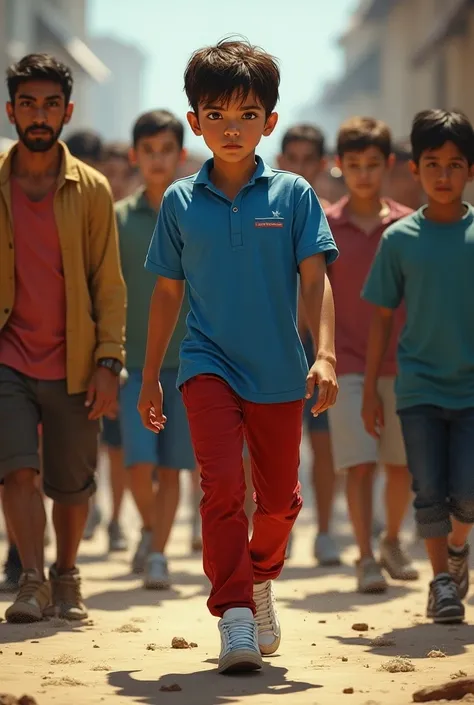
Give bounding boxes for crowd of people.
[0,38,473,674]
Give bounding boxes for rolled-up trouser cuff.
[43,476,97,506]
[450,498,474,525]
[415,502,452,538]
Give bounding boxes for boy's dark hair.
[102,141,130,163]
[184,38,280,117]
[281,124,325,159]
[66,130,103,162]
[132,110,184,149]
[411,109,474,165]
[7,53,73,104]
[337,116,392,159]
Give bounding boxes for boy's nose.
[224,124,240,137]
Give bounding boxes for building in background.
[87,36,146,142]
[310,0,474,147]
[0,0,110,140]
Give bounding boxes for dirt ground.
[1,457,473,705]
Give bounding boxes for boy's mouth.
[222,143,243,150]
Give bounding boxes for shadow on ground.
[280,583,416,614]
[107,663,320,705]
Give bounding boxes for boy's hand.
[138,378,167,433]
[362,391,384,438]
[306,360,338,415]
[85,367,119,420]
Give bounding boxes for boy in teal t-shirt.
[362,109,474,624]
[115,110,200,590]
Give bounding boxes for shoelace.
[18,577,42,600]
[433,576,458,603]
[222,621,256,651]
[254,585,275,632]
[449,552,466,582]
[55,573,82,604]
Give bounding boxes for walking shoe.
[427,573,464,623]
[285,532,294,560]
[356,557,388,594]
[46,564,88,620]
[131,528,153,574]
[314,533,341,566]
[5,571,51,623]
[448,543,470,600]
[0,544,22,592]
[144,553,171,590]
[83,502,102,541]
[218,607,263,674]
[253,580,281,655]
[108,520,128,553]
[380,533,419,581]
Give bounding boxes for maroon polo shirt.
[326,196,412,376]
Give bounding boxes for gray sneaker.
[108,520,128,553]
[380,533,419,581]
[46,564,88,621]
[314,533,341,566]
[144,553,171,590]
[132,529,153,574]
[356,557,388,594]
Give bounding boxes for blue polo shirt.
[145,156,338,403]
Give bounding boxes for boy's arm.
[142,277,184,382]
[361,227,404,437]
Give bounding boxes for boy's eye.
[207,112,222,120]
[242,112,257,120]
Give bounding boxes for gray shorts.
[0,365,99,504]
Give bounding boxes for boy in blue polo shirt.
[138,39,338,674]
[362,109,474,624]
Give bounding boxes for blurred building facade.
[313,0,474,144]
[0,0,110,140]
[87,36,146,142]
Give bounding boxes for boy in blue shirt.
[362,109,474,624]
[138,39,338,673]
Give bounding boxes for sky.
[88,0,357,162]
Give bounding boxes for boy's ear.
[387,153,396,170]
[187,112,202,136]
[409,159,420,181]
[179,147,188,164]
[263,112,278,137]
[335,155,343,171]
[63,101,74,125]
[128,146,137,167]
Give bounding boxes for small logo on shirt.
[255,211,284,228]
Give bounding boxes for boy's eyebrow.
[421,154,466,161]
[18,93,62,101]
[202,103,263,111]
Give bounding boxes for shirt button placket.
[230,199,243,248]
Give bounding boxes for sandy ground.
[1,451,474,705]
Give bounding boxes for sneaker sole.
[218,649,263,674]
[380,559,419,581]
[259,634,281,656]
[5,606,43,623]
[358,581,388,594]
[317,557,342,567]
[144,581,171,590]
[430,611,465,624]
[109,543,129,553]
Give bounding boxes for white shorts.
[328,374,406,472]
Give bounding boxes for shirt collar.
[328,195,406,228]
[194,154,274,186]
[0,139,80,186]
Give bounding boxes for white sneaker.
[144,553,171,590]
[314,533,341,566]
[253,580,281,655]
[131,529,152,574]
[218,607,263,674]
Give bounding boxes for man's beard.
[15,121,64,153]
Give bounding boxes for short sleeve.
[362,229,404,309]
[293,180,339,266]
[145,188,184,280]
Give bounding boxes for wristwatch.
[97,357,123,376]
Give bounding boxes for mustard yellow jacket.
[0,141,126,394]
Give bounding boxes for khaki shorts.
[328,374,406,472]
[0,365,99,504]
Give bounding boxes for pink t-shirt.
[326,197,412,377]
[0,179,66,379]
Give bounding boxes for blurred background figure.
[384,140,425,210]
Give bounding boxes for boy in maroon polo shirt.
[327,117,418,593]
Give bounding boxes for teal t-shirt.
[115,189,189,370]
[362,204,474,410]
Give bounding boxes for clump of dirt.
[380,657,415,673]
[370,636,396,647]
[42,677,85,687]
[91,664,111,672]
[114,624,142,634]
[352,623,369,632]
[0,697,38,705]
[427,649,447,658]
[50,654,83,665]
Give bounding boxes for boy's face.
[410,141,473,205]
[277,140,326,185]
[337,146,392,201]
[187,92,277,163]
[100,157,135,202]
[131,130,185,189]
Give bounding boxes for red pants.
[182,374,303,617]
